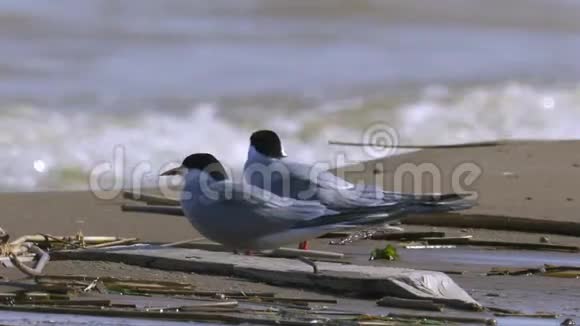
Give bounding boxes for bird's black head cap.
[250,130,286,158]
[182,153,228,181]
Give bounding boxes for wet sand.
[1,140,580,323]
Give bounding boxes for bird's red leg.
[298,241,309,250]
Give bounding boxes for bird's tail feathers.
[385,191,472,204]
[344,198,474,227]
[292,194,474,230]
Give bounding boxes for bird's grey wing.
[269,160,413,209]
[320,180,473,208]
[279,161,462,209]
[292,193,474,229]
[376,188,471,205]
[281,160,406,209]
[280,160,368,206]
[209,181,333,223]
[284,163,468,208]
[315,184,394,209]
[292,204,403,229]
[284,160,354,190]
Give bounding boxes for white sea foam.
[1,83,580,191]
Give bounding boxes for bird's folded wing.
[209,181,333,222]
[381,191,471,203]
[291,205,400,229]
[283,161,354,190]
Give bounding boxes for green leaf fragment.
[370,244,400,261]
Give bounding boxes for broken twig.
[121,204,184,216]
[85,238,138,249]
[493,312,558,318]
[328,140,501,149]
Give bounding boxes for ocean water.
[2,0,580,190]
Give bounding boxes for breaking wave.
[2,82,580,190]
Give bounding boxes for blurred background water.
[2,0,580,190]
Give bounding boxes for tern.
[244,130,471,248]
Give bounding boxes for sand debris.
[488,264,580,278]
[0,273,481,326]
[369,244,399,261]
[1,228,50,276]
[329,229,378,245]
[1,230,139,276]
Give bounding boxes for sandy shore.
[0,191,195,243]
[337,140,580,235]
[1,140,580,239]
[1,140,579,323]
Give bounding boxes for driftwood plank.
[370,231,446,241]
[377,296,443,311]
[52,247,480,310]
[425,238,579,252]
[403,213,580,237]
[170,241,344,259]
[122,191,180,206]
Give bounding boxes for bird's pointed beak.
[160,165,187,176]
